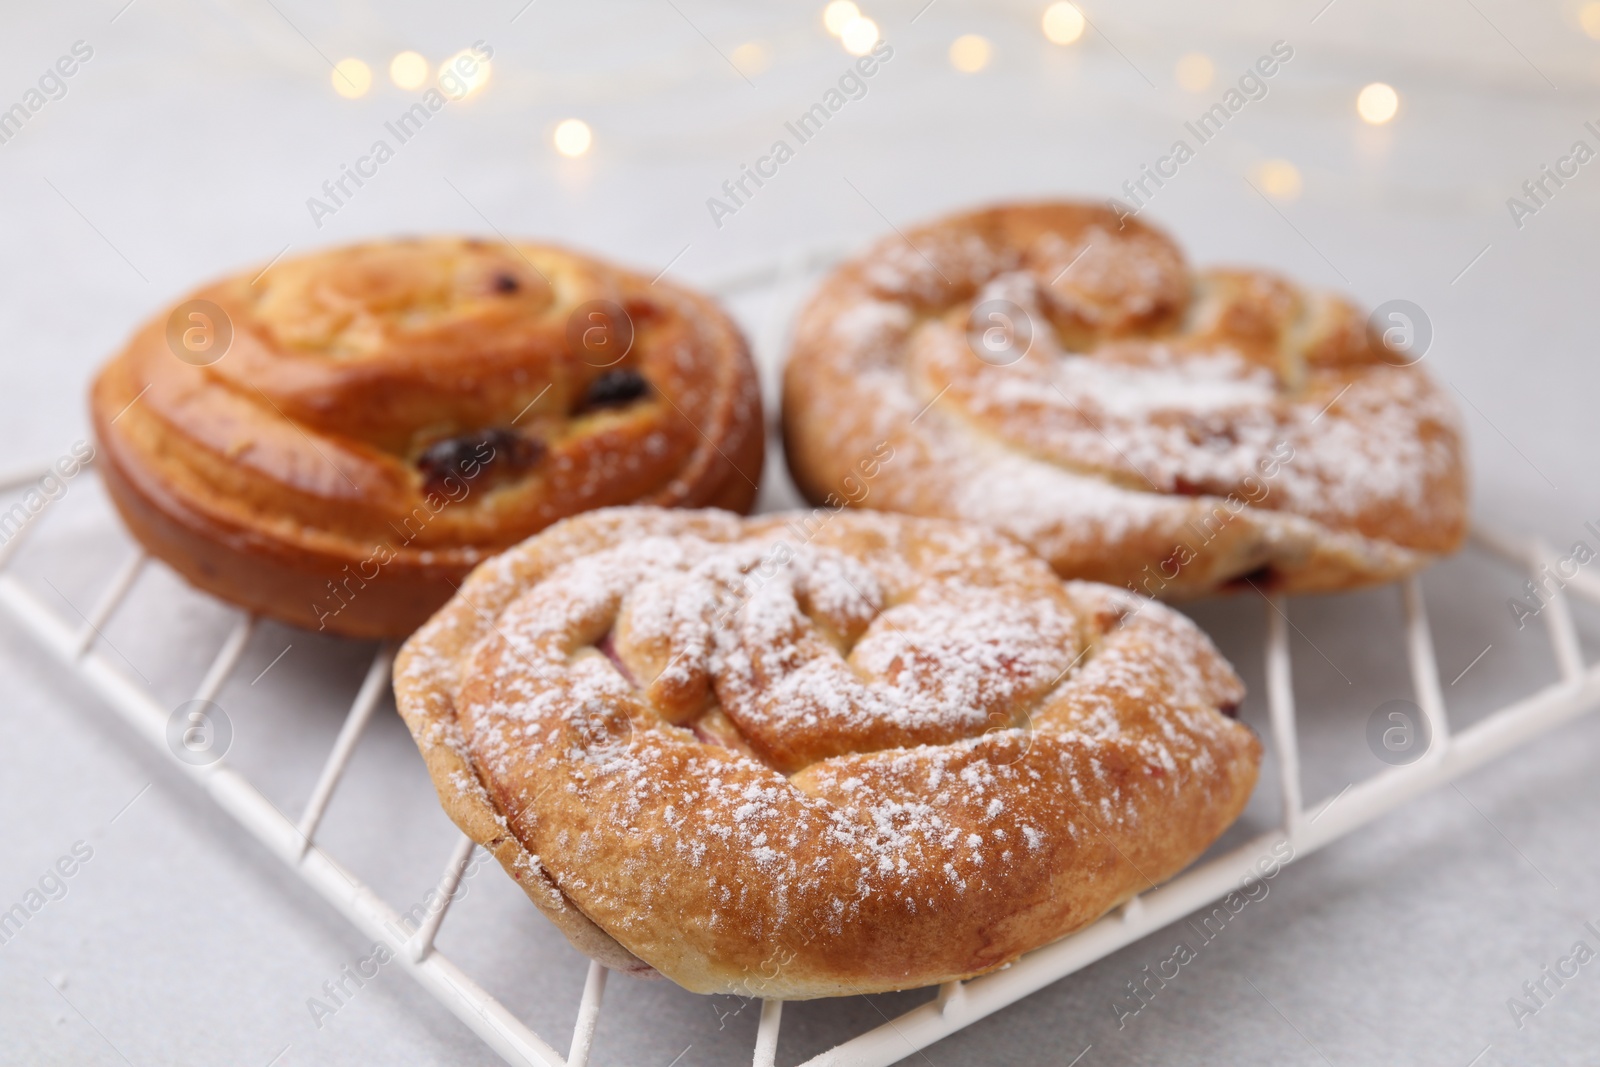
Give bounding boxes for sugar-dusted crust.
[394,506,1261,998]
[90,238,764,638]
[782,201,1468,597]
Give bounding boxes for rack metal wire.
[3,260,1598,1066]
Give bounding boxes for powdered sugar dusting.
[785,201,1467,593]
[398,508,1260,994]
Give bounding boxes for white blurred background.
[2,2,1599,1065]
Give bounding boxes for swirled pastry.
[90,238,763,637]
[782,201,1468,597]
[394,507,1260,997]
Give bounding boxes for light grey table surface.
[3,2,1600,1065]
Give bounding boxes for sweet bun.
[782,201,1468,597]
[394,506,1260,997]
[90,238,763,637]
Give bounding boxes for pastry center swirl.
[480,533,1087,774]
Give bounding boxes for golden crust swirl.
[782,201,1468,597]
[394,506,1260,997]
[89,238,763,637]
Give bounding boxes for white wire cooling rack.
[3,258,1599,1067]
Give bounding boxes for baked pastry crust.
[90,238,763,637]
[782,201,1468,597]
[394,506,1260,997]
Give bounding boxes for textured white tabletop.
[3,2,1600,1065]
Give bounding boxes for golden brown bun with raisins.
[90,238,763,637]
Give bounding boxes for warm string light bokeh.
[331,57,371,98]
[1357,81,1400,124]
[731,40,772,77]
[823,1,880,55]
[1041,2,1086,45]
[311,8,1429,188]
[389,50,429,90]
[841,18,881,55]
[1582,2,1600,39]
[1253,159,1302,201]
[948,34,992,73]
[438,48,491,99]
[328,49,489,100]
[553,118,593,157]
[822,0,860,36]
[1174,52,1213,92]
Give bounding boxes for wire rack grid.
[2,257,1599,1067]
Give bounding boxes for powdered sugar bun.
[782,201,1468,597]
[394,506,1260,997]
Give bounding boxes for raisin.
[581,369,650,411]
[1225,565,1277,592]
[416,428,544,497]
[491,271,520,294]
